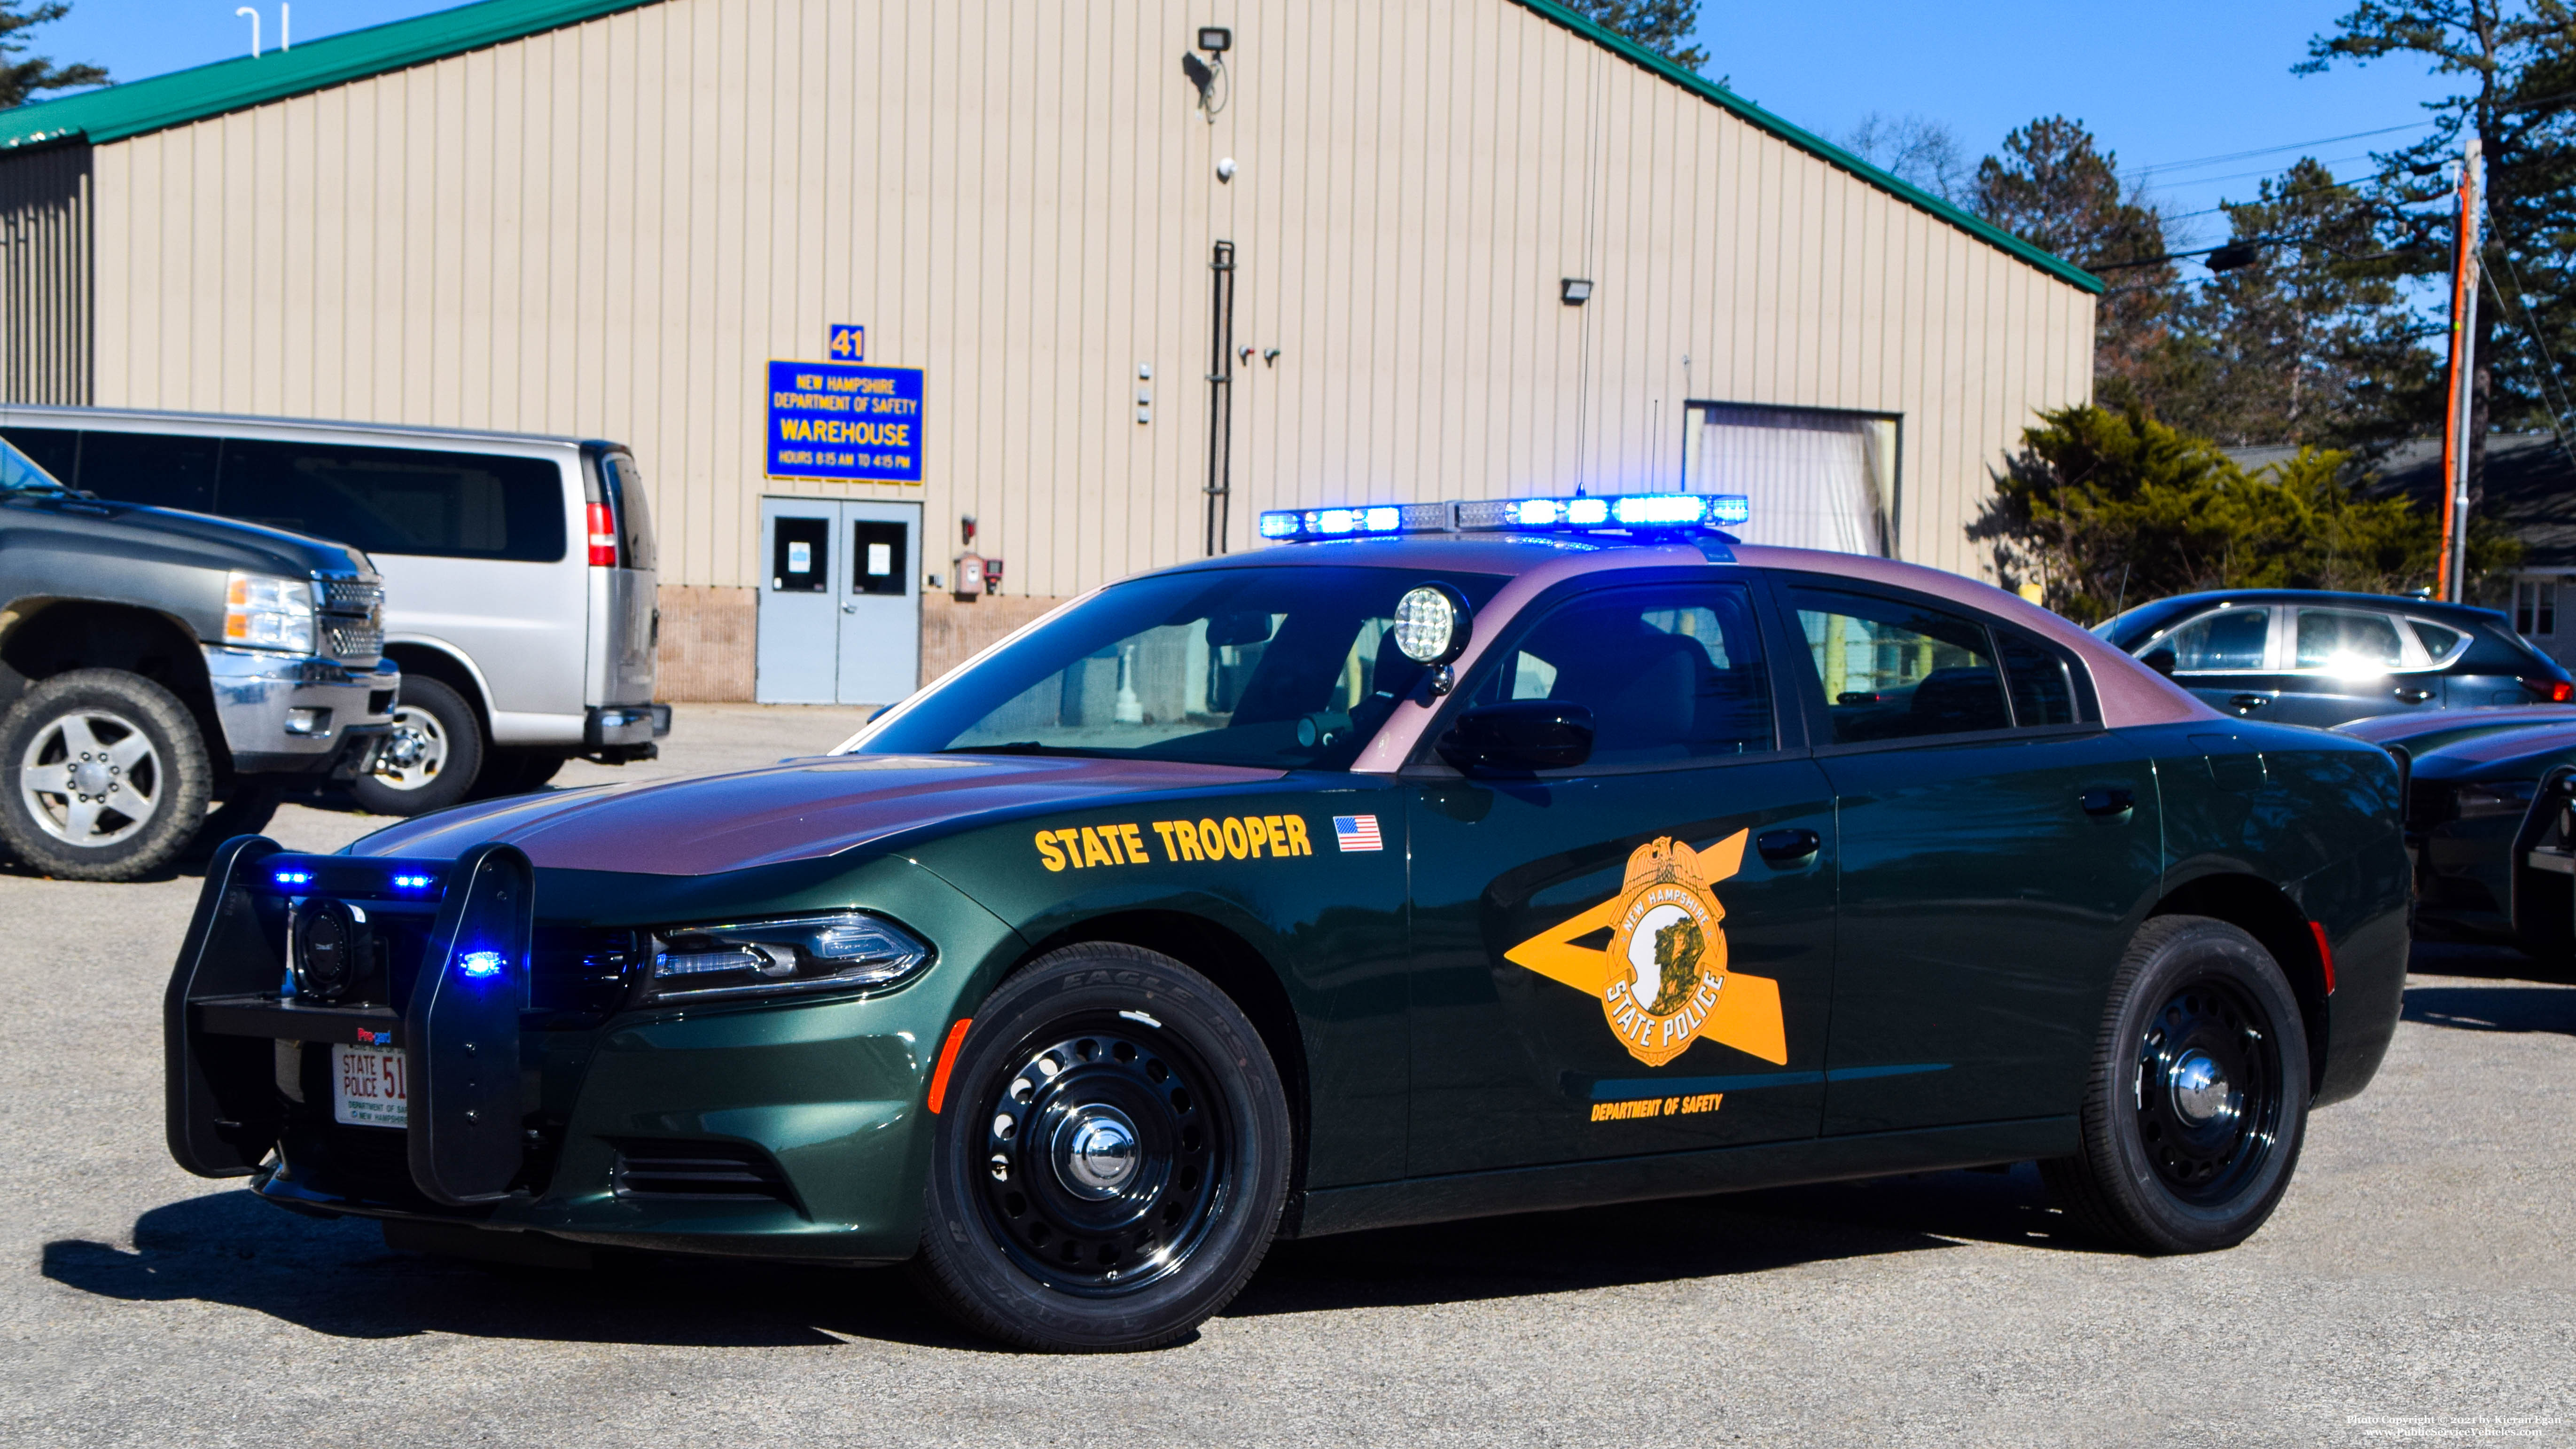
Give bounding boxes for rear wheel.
[2042,914,2310,1253]
[0,669,212,881]
[348,676,481,816]
[469,748,567,800]
[912,944,1291,1352]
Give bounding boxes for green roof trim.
[0,0,662,151]
[1505,0,2104,296]
[0,0,2099,296]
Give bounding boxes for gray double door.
[756,496,922,706]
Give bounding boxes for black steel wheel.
[2043,914,2311,1253]
[913,943,1290,1351]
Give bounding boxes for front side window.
[1457,583,1775,768]
[858,566,1507,770]
[2160,607,2271,673]
[2295,609,2405,673]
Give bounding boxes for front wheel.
[2042,914,2311,1254]
[0,669,212,881]
[912,944,1292,1352]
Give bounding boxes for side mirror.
[2140,646,2178,678]
[1436,701,1594,775]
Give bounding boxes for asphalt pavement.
[1,704,2569,1447]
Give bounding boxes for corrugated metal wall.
[83,0,2091,601]
[0,142,94,406]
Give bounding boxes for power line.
[2120,120,2436,180]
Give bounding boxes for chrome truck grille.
[316,574,386,665]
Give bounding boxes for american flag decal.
[1333,815,1383,852]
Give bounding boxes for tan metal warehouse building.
[0,0,2100,704]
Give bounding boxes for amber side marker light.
[927,1018,973,1113]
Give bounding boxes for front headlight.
[647,911,931,1003]
[2452,778,2539,820]
[225,572,317,653]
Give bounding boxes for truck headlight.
[647,912,931,1003]
[225,572,318,653]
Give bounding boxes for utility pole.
[2437,134,2483,603]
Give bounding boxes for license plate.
[333,1043,408,1128]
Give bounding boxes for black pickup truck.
[0,435,398,879]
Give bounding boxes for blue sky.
[41,0,2455,249]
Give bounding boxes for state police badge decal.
[1505,831,1788,1070]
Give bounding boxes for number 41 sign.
[828,325,865,362]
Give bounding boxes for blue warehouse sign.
[766,360,924,484]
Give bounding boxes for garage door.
[1682,403,1897,557]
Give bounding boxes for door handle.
[1755,828,1820,867]
[842,603,858,614]
[2080,787,2136,819]
[2228,694,2271,713]
[2394,686,2434,704]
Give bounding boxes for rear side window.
[1998,631,2076,726]
[2409,619,2465,662]
[2295,609,2404,671]
[2161,607,2269,672]
[219,440,567,562]
[1791,588,2010,742]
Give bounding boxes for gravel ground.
[0,704,2569,1447]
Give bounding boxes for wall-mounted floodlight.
[1198,26,1232,52]
[1561,277,1594,306]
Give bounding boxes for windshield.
[0,435,68,493]
[857,564,1509,770]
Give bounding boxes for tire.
[911,944,1292,1352]
[188,784,282,860]
[0,669,213,881]
[2041,914,2311,1254]
[347,677,482,816]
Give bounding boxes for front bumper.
[203,646,400,775]
[168,842,1026,1261]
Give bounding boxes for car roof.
[2118,588,2509,627]
[0,402,604,453]
[1153,534,2215,732]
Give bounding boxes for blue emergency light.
[1258,492,1749,543]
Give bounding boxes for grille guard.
[164,836,536,1206]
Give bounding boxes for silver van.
[0,407,666,814]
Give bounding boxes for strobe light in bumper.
[648,912,931,1003]
[1259,492,1750,542]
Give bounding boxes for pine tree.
[2298,2,2576,509]
[1970,117,2177,412]
[0,1,104,110]
[1556,0,1709,71]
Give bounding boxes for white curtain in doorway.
[1682,403,1895,556]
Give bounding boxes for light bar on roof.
[1258,492,1749,543]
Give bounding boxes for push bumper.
[203,646,400,775]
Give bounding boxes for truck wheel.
[468,748,567,800]
[2041,914,2311,1254]
[349,677,482,816]
[0,669,212,881]
[912,944,1292,1352]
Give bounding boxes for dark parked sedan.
[2341,710,2576,957]
[2093,590,2571,729]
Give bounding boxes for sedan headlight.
[647,911,930,1003]
[225,572,317,653]
[2452,779,2539,820]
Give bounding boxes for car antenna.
[2113,561,2131,619]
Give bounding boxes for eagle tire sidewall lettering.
[910,941,1290,1352]
[2043,913,2311,1255]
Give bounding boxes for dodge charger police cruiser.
[166,493,2411,1352]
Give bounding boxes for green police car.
[167,492,2411,1351]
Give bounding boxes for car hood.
[2337,705,2576,749]
[344,753,1285,876]
[2409,723,2576,782]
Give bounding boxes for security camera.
[1216,157,1238,183]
